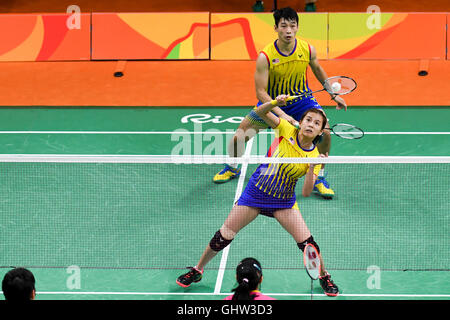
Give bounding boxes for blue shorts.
[236,175,299,218]
[245,95,322,127]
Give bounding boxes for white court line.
[22,291,450,298]
[0,131,449,135]
[213,138,255,295]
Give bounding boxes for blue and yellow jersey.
[261,38,311,99]
[247,118,321,201]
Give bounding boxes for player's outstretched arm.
[255,95,289,129]
[309,45,347,111]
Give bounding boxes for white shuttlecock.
[331,82,341,93]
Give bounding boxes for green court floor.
[0,106,449,156]
[0,106,449,300]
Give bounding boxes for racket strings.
[325,76,357,95]
[331,123,364,139]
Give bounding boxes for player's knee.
[209,229,234,252]
[297,235,321,254]
[229,128,256,157]
[229,131,246,157]
[235,127,257,142]
[220,225,236,240]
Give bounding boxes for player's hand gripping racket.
[303,243,321,300]
[287,76,357,101]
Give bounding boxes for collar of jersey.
[274,38,297,57]
[296,133,315,152]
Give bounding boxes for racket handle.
[273,93,304,104]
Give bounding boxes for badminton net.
[0,155,448,272]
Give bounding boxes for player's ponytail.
[231,258,262,300]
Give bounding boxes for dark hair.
[300,108,328,130]
[231,258,262,300]
[273,7,299,26]
[2,268,35,301]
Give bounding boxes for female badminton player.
[224,258,275,300]
[177,95,339,296]
[213,7,346,201]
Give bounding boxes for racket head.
[331,123,364,139]
[323,76,357,95]
[303,243,321,280]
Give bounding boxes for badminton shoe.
[319,273,339,297]
[176,267,203,288]
[213,165,241,184]
[313,175,335,199]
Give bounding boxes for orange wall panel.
[329,13,447,60]
[1,12,448,62]
[447,14,450,60]
[0,13,91,62]
[91,12,210,60]
[211,13,328,60]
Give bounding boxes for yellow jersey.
[260,38,311,99]
[251,118,320,200]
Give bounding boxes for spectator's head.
[2,267,36,301]
[231,258,263,300]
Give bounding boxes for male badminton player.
[213,7,346,200]
[179,94,339,297]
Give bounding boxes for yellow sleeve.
[274,118,296,139]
